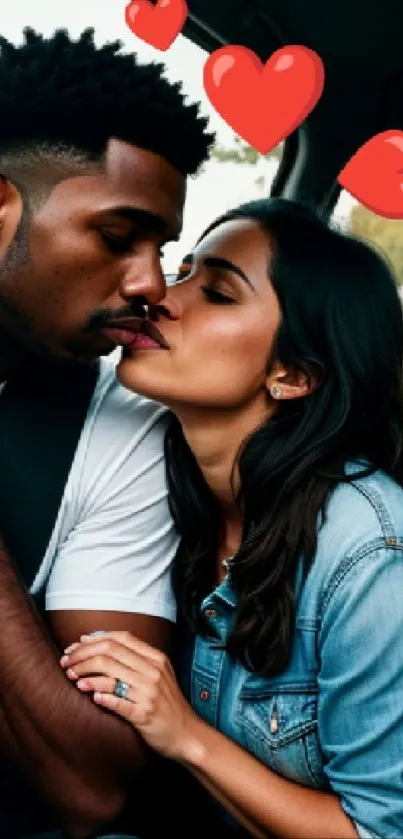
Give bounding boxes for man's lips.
[99,317,170,349]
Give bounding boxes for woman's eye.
[202,286,236,305]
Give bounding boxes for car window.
[333,191,403,301]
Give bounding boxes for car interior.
[182,0,403,220]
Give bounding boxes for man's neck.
[0,331,27,382]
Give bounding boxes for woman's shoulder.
[323,461,403,544]
[306,463,403,599]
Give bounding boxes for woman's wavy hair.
[165,198,403,676]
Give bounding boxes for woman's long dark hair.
[165,198,403,676]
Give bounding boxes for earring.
[270,384,283,399]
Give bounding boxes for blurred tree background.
[348,205,403,286]
[211,139,403,287]
[211,136,283,165]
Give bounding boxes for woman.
[61,199,403,838]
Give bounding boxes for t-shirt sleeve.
[44,384,179,622]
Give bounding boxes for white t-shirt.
[19,357,179,622]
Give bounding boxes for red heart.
[203,44,325,155]
[338,130,403,220]
[125,0,188,51]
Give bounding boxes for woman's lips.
[100,317,169,349]
[101,327,147,346]
[128,333,162,350]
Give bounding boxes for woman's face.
[117,218,282,415]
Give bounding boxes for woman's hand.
[60,631,198,761]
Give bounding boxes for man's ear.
[266,362,320,402]
[0,176,23,258]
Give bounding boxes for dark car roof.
[183,0,403,216]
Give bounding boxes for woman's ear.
[266,363,320,402]
[0,176,23,258]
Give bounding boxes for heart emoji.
[203,44,325,155]
[125,0,188,51]
[338,130,403,219]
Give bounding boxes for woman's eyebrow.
[203,256,256,292]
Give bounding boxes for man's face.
[0,138,186,363]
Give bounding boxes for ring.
[113,677,131,699]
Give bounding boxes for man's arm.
[0,543,173,839]
[0,392,179,839]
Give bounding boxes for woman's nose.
[149,291,180,322]
[159,273,195,317]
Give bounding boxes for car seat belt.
[0,357,99,607]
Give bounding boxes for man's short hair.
[0,27,214,179]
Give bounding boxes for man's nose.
[119,253,167,305]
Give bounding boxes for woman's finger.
[78,630,173,669]
[61,639,160,680]
[75,674,137,701]
[92,691,139,726]
[64,653,154,688]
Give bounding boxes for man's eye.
[99,231,134,254]
[201,286,235,305]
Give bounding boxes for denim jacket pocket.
[236,680,327,789]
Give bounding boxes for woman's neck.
[176,400,274,525]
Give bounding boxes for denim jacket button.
[199,689,210,701]
[205,608,216,618]
[270,711,279,734]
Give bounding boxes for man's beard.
[0,214,84,368]
[0,208,44,358]
[0,295,98,373]
[0,288,58,367]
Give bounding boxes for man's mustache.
[83,299,149,332]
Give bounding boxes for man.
[0,27,213,839]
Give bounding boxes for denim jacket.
[183,466,403,838]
